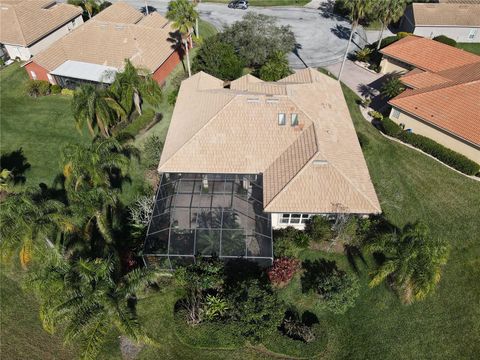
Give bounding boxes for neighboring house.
[400,2,480,42]
[380,35,480,163]
[0,0,83,61]
[143,69,381,267]
[24,2,184,87]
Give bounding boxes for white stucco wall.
[3,15,83,61]
[389,107,480,164]
[413,26,480,43]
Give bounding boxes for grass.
[457,42,480,55]
[204,0,310,7]
[0,63,89,187]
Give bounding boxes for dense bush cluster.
[305,216,333,243]
[380,118,479,175]
[433,35,457,47]
[267,257,300,287]
[25,80,51,97]
[273,226,311,258]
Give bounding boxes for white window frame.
[279,213,312,225]
[468,29,477,40]
[30,70,37,80]
[291,113,299,126]
[278,113,286,125]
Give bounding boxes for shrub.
[273,226,309,257]
[273,236,297,258]
[143,134,164,169]
[192,35,244,81]
[433,35,456,47]
[380,118,479,175]
[355,47,373,62]
[267,258,300,287]
[228,279,285,342]
[396,32,412,39]
[258,51,292,81]
[368,110,383,121]
[305,216,333,243]
[381,76,405,99]
[25,80,50,97]
[301,259,360,314]
[61,88,74,96]
[282,313,315,343]
[204,294,229,321]
[293,231,310,248]
[50,84,61,94]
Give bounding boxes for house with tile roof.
[400,2,480,42]
[143,68,381,267]
[0,0,83,61]
[380,35,480,163]
[23,2,185,87]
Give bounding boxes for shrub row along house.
[400,1,480,42]
[143,68,381,269]
[380,35,480,164]
[23,2,184,88]
[0,0,83,61]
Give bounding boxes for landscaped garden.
[1,3,480,359]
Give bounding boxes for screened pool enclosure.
[143,173,273,269]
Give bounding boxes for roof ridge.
[10,6,27,45]
[263,123,318,209]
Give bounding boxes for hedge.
[379,118,479,176]
[433,35,456,47]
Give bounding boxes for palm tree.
[365,222,449,303]
[375,0,407,50]
[109,60,162,118]
[72,84,124,138]
[0,186,74,268]
[30,254,157,360]
[338,0,372,81]
[167,0,199,77]
[381,76,405,99]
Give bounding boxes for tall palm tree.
[29,254,158,360]
[167,0,199,77]
[72,84,124,138]
[0,186,74,268]
[365,222,449,303]
[338,0,372,81]
[109,60,162,118]
[375,0,407,50]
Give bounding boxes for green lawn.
[205,0,310,7]
[457,42,480,55]
[0,63,89,187]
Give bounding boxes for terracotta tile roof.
[31,3,176,73]
[159,68,381,215]
[380,35,480,72]
[0,0,82,46]
[391,65,480,145]
[411,3,480,26]
[230,73,263,91]
[90,1,143,24]
[401,71,451,89]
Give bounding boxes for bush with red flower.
[267,257,300,287]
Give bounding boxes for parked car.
[228,0,248,9]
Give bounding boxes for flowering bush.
[267,258,300,287]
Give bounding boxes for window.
[278,113,286,125]
[469,29,477,40]
[30,70,37,80]
[392,108,400,119]
[280,214,312,225]
[291,113,299,126]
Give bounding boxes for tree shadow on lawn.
[0,148,31,185]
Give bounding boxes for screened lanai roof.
[143,173,273,269]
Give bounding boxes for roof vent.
[266,98,279,104]
[247,98,260,103]
[313,160,328,166]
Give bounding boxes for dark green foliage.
[305,216,333,243]
[258,51,292,81]
[143,134,164,170]
[220,12,296,67]
[175,256,224,291]
[273,226,309,257]
[380,118,480,175]
[433,35,457,47]
[381,76,405,99]
[281,310,315,343]
[192,35,244,80]
[25,80,50,97]
[293,232,310,248]
[50,84,61,94]
[301,259,360,314]
[228,279,286,342]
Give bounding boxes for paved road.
[118,0,368,68]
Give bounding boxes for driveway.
[115,0,368,68]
